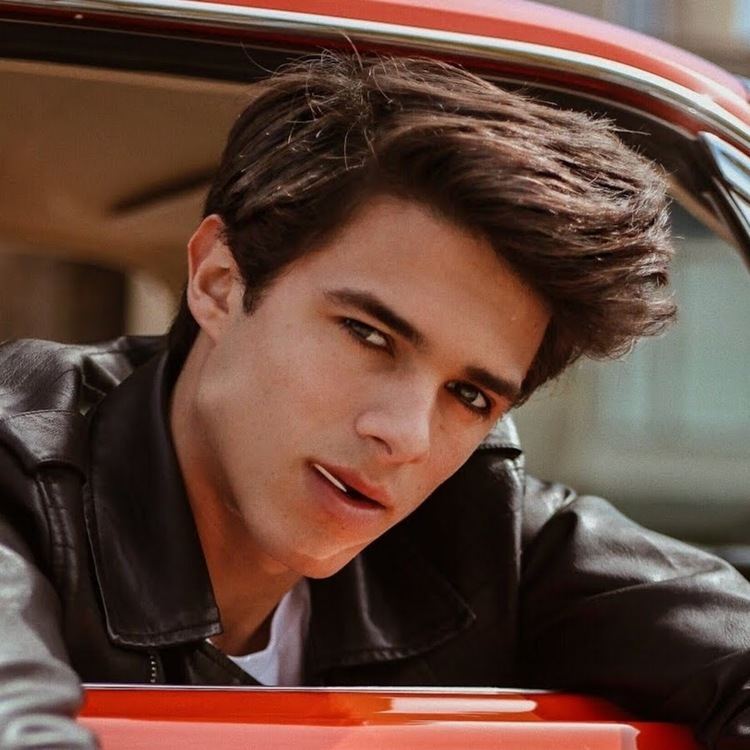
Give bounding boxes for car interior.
[1,14,749,569]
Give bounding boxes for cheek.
[221,318,363,432]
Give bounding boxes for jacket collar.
[85,347,221,647]
[306,524,476,678]
[84,341,518,665]
[305,418,521,678]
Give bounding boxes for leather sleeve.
[520,476,750,749]
[0,516,96,749]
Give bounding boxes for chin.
[276,545,362,580]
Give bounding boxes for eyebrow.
[464,366,522,404]
[324,287,522,404]
[324,288,427,348]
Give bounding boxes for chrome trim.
[83,683,552,693]
[700,131,750,266]
[4,0,750,148]
[702,132,750,205]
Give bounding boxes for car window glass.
[514,203,750,552]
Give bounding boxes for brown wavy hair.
[169,53,675,403]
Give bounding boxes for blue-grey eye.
[344,319,390,349]
[446,381,490,413]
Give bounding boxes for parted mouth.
[311,462,389,509]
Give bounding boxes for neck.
[169,336,300,655]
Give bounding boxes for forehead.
[279,195,550,383]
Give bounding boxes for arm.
[0,516,96,749]
[520,477,750,749]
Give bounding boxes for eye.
[446,381,491,415]
[341,318,392,352]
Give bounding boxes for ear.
[186,214,241,343]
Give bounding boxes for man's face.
[193,195,549,578]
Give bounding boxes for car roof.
[2,0,749,274]
[201,0,746,102]
[8,0,747,145]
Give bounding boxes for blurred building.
[507,1,750,556]
[542,0,750,75]
[514,207,750,546]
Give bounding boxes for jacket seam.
[34,475,75,599]
[86,341,156,359]
[476,442,522,454]
[498,454,524,487]
[0,408,82,425]
[318,618,468,663]
[110,620,222,642]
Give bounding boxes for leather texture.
[1,336,750,748]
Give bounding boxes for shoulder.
[0,336,164,472]
[397,416,526,574]
[0,335,162,416]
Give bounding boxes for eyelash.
[341,318,393,354]
[445,381,492,416]
[340,317,493,416]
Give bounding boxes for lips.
[311,462,388,509]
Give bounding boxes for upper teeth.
[313,464,348,493]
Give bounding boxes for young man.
[1,55,750,748]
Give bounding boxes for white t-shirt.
[218,578,311,686]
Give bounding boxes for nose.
[354,385,433,465]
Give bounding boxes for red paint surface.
[3,0,749,129]
[79,687,700,749]
[205,0,743,94]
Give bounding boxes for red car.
[1,0,748,747]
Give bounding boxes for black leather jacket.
[2,336,750,749]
